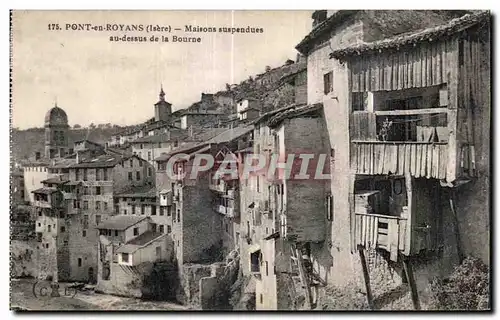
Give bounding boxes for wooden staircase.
[289,243,313,310]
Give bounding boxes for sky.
[11,10,313,129]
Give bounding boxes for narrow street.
[10,278,188,311]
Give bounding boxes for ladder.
[289,242,312,310]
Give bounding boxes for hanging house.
[328,11,490,261]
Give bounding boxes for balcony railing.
[33,200,53,209]
[354,212,407,261]
[209,182,226,193]
[351,141,448,179]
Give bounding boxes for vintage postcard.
[9,10,491,311]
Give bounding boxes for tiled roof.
[32,187,59,194]
[267,103,323,128]
[41,177,69,185]
[206,125,254,145]
[115,231,167,254]
[130,132,185,144]
[295,10,358,54]
[96,215,148,230]
[330,11,490,59]
[68,152,140,169]
[115,185,156,198]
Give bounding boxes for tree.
[89,123,96,129]
[73,124,82,129]
[265,65,271,72]
[225,83,231,91]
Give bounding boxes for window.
[260,294,263,304]
[265,261,269,276]
[83,215,89,229]
[48,225,51,232]
[159,207,164,216]
[323,71,333,95]
[38,210,42,217]
[83,201,89,210]
[250,250,261,272]
[136,171,141,181]
[122,253,129,263]
[115,230,118,237]
[326,194,333,221]
[96,169,101,181]
[96,215,101,225]
[225,223,229,233]
[167,207,171,216]
[96,186,101,195]
[167,225,172,234]
[131,205,136,215]
[159,225,164,233]
[38,223,41,227]
[104,202,108,211]
[83,169,88,181]
[60,226,65,232]
[148,152,152,161]
[177,210,180,222]
[151,223,157,232]
[152,206,157,215]
[148,167,152,177]
[129,159,134,167]
[133,227,139,236]
[75,169,80,181]
[123,209,127,215]
[128,172,133,181]
[139,159,143,167]
[95,201,101,211]
[82,230,87,237]
[78,258,82,267]
[141,205,145,215]
[107,230,112,236]
[352,92,367,112]
[103,169,108,181]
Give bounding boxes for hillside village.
[11,10,490,311]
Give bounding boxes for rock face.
[10,240,37,278]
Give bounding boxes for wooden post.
[449,189,464,263]
[402,257,420,310]
[358,246,374,309]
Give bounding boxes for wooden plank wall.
[351,142,448,179]
[350,112,377,140]
[459,30,483,177]
[349,40,451,93]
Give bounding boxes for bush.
[429,257,489,310]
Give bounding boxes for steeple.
[159,85,165,102]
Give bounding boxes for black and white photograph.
[8,9,491,311]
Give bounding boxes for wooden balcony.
[351,141,448,179]
[209,182,226,193]
[354,212,407,262]
[33,200,53,209]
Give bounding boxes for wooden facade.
[345,23,488,258]
[346,28,487,183]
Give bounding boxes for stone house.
[95,215,174,297]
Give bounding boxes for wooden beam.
[358,246,374,310]
[374,108,448,117]
[404,172,414,256]
[449,189,464,263]
[402,257,421,310]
